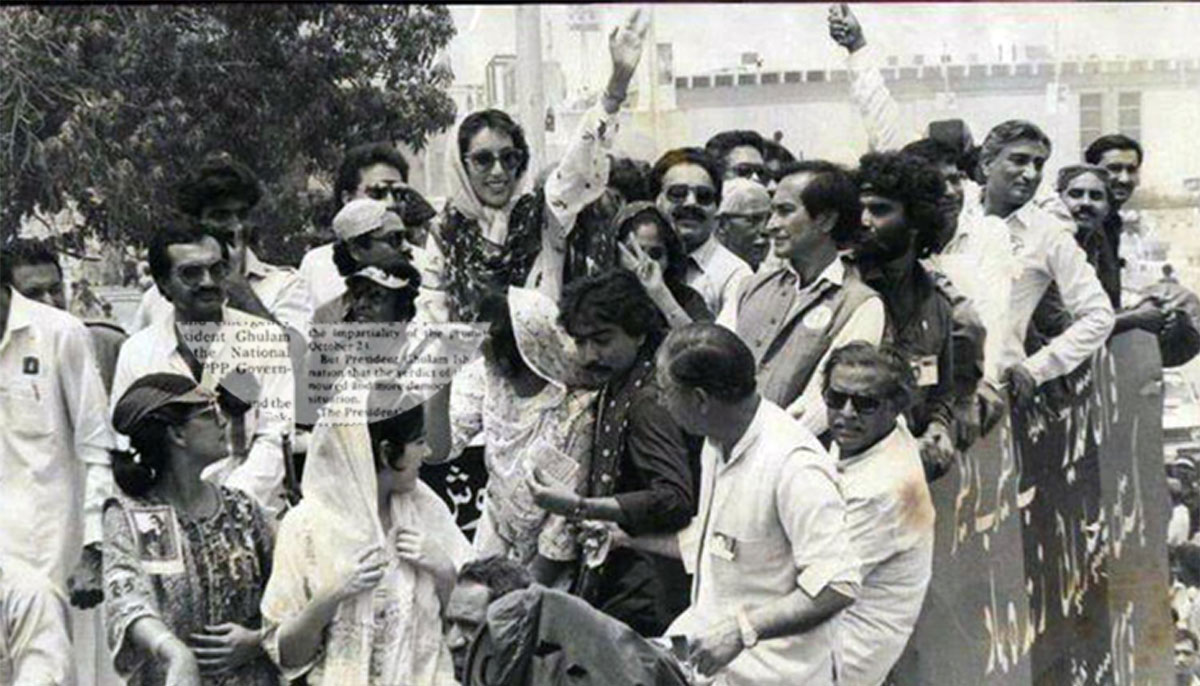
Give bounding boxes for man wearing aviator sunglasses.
[129,157,312,345]
[652,148,753,318]
[821,340,935,686]
[111,223,296,512]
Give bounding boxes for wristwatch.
[736,608,759,649]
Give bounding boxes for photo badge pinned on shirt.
[128,505,185,575]
[913,355,939,387]
[803,304,834,331]
[709,532,738,561]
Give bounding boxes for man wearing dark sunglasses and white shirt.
[705,130,770,187]
[717,160,884,440]
[651,148,753,318]
[298,142,441,321]
[111,224,294,512]
[823,341,934,686]
[129,156,313,341]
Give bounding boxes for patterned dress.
[437,194,544,324]
[102,487,276,686]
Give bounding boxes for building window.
[1118,91,1141,141]
[1079,93,1104,155]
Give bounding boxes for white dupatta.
[261,391,469,686]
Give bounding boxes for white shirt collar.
[721,399,769,469]
[688,234,721,272]
[244,249,269,279]
[784,254,846,289]
[832,422,909,472]
[4,287,36,334]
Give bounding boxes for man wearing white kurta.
[823,342,935,686]
[617,324,858,686]
[0,559,75,686]
[0,285,115,593]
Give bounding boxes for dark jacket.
[464,586,691,686]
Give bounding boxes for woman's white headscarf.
[444,122,532,245]
[262,389,468,686]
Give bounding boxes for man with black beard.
[852,151,959,479]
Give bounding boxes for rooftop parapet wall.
[675,58,1200,107]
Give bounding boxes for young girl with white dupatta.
[260,387,470,686]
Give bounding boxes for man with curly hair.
[528,269,699,637]
[852,151,962,480]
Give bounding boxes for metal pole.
[515,6,546,170]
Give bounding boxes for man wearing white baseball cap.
[312,198,422,324]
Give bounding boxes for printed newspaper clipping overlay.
[175,318,487,426]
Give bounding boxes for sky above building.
[447,3,1200,91]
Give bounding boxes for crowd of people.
[2,5,1198,686]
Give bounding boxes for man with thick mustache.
[1029,166,1191,346]
[651,148,753,318]
[969,120,1114,408]
[533,269,698,637]
[111,223,295,510]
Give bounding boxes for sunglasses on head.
[664,183,718,206]
[467,148,527,173]
[185,401,228,427]
[822,388,883,414]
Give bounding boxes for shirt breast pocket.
[709,529,791,597]
[0,380,51,438]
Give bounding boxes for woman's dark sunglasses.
[822,389,883,415]
[467,148,527,173]
[664,183,718,206]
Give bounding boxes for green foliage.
[1,5,457,265]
